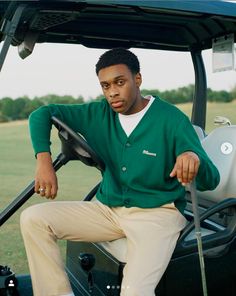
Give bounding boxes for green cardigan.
[29,97,220,214]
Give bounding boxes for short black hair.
[95,48,140,75]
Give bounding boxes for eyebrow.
[100,75,125,84]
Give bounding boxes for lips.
[111,100,124,109]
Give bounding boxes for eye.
[117,79,125,86]
[101,83,109,90]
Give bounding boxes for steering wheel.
[51,116,105,172]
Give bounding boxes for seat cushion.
[98,238,127,263]
[97,226,216,263]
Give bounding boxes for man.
[20,48,220,296]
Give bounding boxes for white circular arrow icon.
[220,142,233,155]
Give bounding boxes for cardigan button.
[122,166,127,172]
[125,142,131,147]
[124,198,130,205]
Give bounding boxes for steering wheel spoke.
[52,116,105,171]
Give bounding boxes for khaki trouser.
[20,200,186,296]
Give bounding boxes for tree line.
[0,84,235,122]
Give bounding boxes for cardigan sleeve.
[29,102,100,156]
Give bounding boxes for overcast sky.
[0,43,235,100]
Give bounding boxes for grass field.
[0,101,235,275]
[0,122,101,274]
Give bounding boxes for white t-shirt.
[118,95,155,137]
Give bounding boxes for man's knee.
[20,203,48,232]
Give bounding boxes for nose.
[109,84,119,99]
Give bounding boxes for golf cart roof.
[0,0,236,52]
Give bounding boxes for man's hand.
[169,151,200,186]
[34,152,58,199]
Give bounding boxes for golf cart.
[0,1,236,295]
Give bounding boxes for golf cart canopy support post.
[0,4,26,72]
[191,50,207,129]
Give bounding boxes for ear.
[135,72,142,87]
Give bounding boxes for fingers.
[170,151,200,186]
[50,182,58,199]
[35,181,58,199]
[187,157,196,183]
[169,163,177,178]
[35,180,40,194]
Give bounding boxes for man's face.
[98,64,142,115]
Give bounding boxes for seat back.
[193,124,206,141]
[197,125,236,203]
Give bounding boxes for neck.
[137,95,149,111]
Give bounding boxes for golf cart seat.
[198,125,236,203]
[95,125,236,263]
